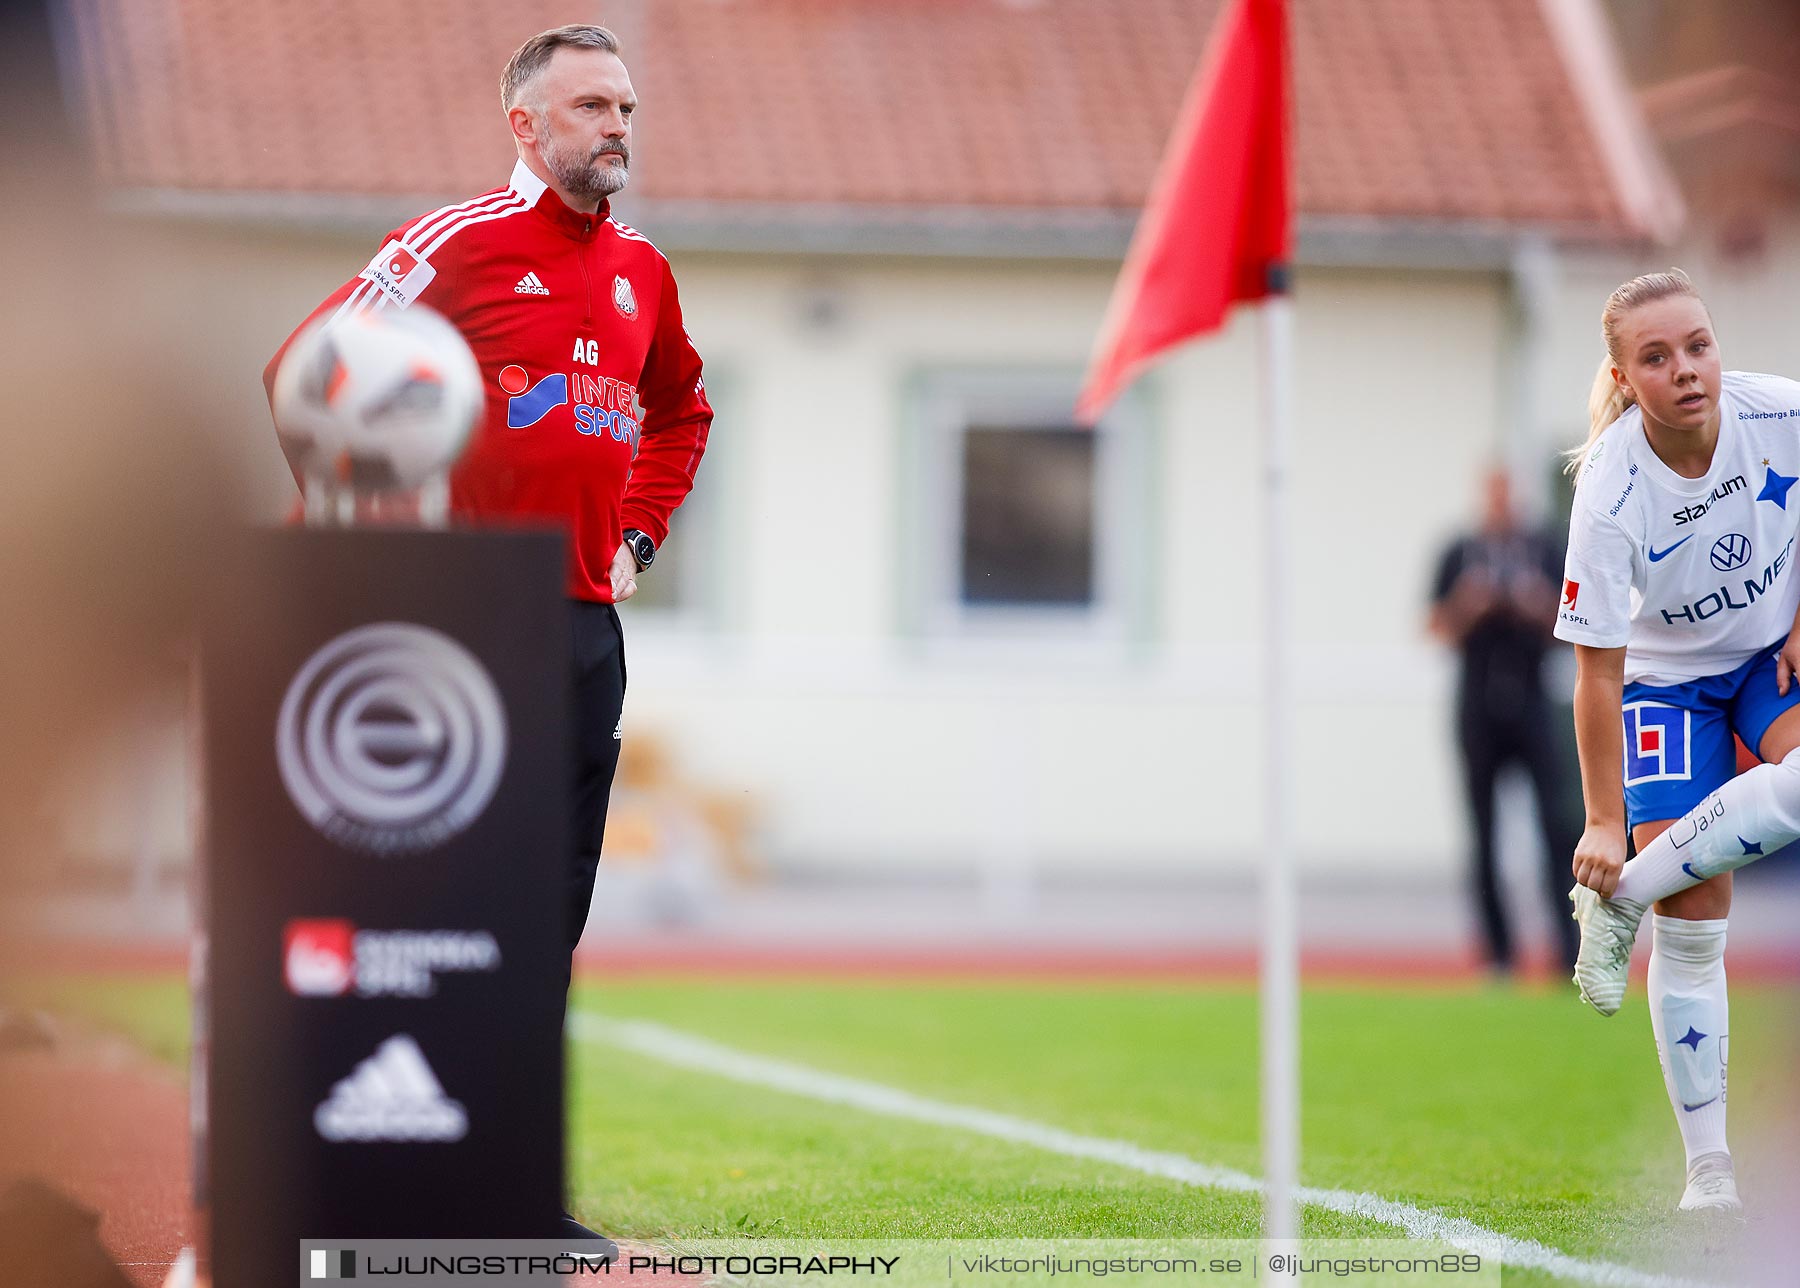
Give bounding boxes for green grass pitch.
[25,972,1798,1285]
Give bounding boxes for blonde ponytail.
[1566,357,1634,478]
[1565,268,1705,484]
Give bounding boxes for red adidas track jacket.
[264,160,713,603]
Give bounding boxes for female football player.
[1557,268,1800,1214]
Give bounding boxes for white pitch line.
[569,1013,1719,1288]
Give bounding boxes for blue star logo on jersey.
[1757,465,1797,509]
[1676,1026,1706,1051]
[1739,836,1763,856]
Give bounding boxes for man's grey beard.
[543,128,629,202]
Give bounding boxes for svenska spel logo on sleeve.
[358,240,438,308]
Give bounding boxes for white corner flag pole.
[1259,280,1300,1246]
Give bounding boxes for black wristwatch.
[622,529,656,572]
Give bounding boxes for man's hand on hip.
[609,542,639,602]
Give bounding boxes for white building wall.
[618,257,1507,877]
[112,221,1525,879]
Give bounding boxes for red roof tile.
[63,0,1660,240]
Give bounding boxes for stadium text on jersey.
[1672,473,1747,525]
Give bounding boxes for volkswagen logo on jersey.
[1711,533,1752,572]
[1622,703,1691,786]
[276,623,508,855]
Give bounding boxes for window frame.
[906,367,1155,657]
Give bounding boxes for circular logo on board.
[276,623,507,855]
[1711,533,1752,573]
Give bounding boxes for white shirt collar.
[509,158,550,205]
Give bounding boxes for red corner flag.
[1076,0,1291,423]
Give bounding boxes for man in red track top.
[265,25,713,1256]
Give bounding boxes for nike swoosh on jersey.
[1648,536,1693,562]
[1682,1096,1719,1112]
[1682,861,1705,882]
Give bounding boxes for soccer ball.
[271,304,482,492]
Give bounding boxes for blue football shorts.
[1621,639,1800,828]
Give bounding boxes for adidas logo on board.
[313,1034,469,1143]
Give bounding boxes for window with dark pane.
[960,423,1095,606]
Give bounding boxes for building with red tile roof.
[62,0,1679,252]
[43,1,1714,881]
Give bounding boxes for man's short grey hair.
[500,24,621,112]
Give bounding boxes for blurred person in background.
[1559,268,1800,1214]
[1429,468,1579,975]
[264,23,712,1257]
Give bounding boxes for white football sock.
[1646,915,1729,1167]
[1615,745,1800,907]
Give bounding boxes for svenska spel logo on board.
[284,919,502,998]
[284,919,355,996]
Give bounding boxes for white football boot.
[1569,885,1647,1016]
[1677,1151,1742,1214]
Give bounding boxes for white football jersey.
[1557,371,1800,685]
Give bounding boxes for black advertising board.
[198,528,567,1285]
